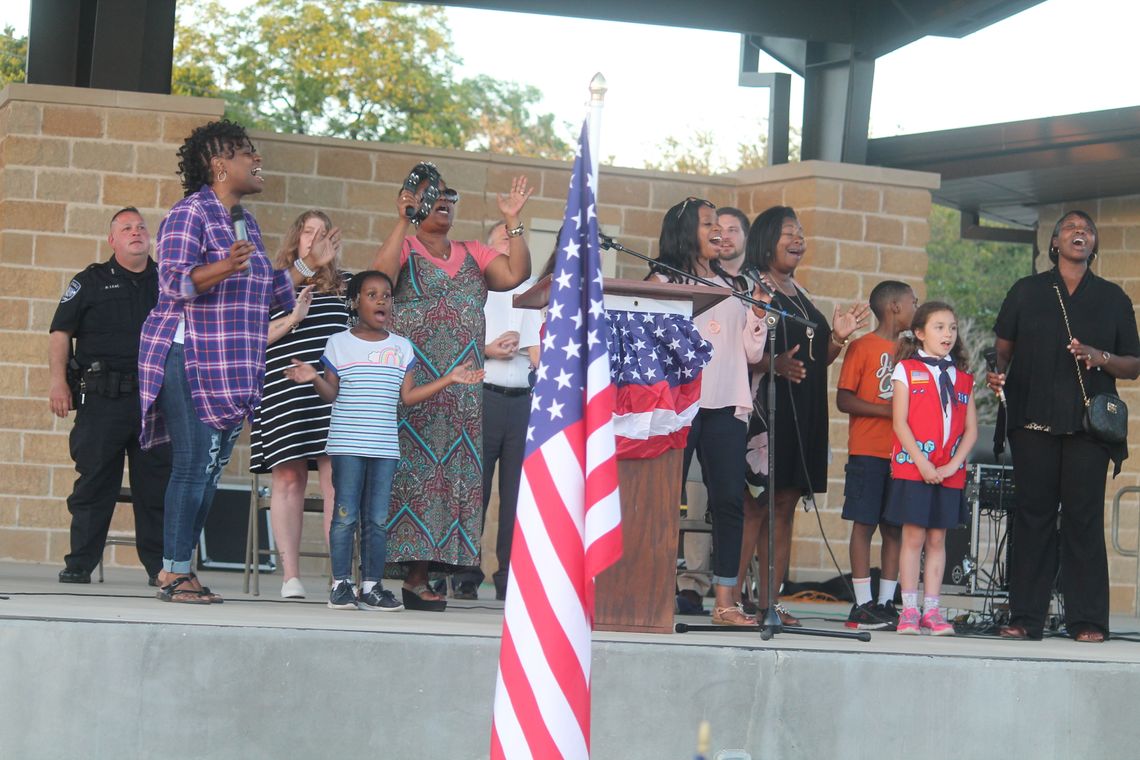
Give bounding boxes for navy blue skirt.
[884,479,968,529]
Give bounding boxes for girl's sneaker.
[328,579,358,610]
[358,586,404,612]
[896,606,921,635]
[920,608,955,636]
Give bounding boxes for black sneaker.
[452,581,479,600]
[875,601,900,631]
[845,600,891,630]
[358,586,404,612]
[327,579,358,610]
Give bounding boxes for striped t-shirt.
[321,330,416,459]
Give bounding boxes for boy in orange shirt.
[837,280,917,629]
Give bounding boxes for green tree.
[0,26,27,87]
[174,0,570,157]
[924,204,1032,422]
[643,125,801,174]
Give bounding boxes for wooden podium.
[515,277,730,633]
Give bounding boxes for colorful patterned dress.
[386,237,496,570]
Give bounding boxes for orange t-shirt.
[837,332,896,458]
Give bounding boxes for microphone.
[231,204,248,241]
[982,346,1006,404]
[598,232,616,250]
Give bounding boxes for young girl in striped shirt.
[285,270,483,611]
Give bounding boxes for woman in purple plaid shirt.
[138,121,337,604]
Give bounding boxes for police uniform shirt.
[50,257,160,372]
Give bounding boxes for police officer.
[49,207,170,585]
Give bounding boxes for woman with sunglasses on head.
[372,165,532,610]
[649,197,772,626]
[138,120,337,604]
[746,206,870,625]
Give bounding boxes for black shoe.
[358,586,404,612]
[147,575,160,587]
[452,581,479,600]
[58,567,91,584]
[875,601,900,631]
[845,600,891,631]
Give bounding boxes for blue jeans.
[330,455,397,582]
[157,344,242,574]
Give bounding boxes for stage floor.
[3,561,1140,759]
[3,561,1138,660]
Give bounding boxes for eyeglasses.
[675,196,715,219]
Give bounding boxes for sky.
[1,0,1136,169]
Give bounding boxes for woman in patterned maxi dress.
[373,167,534,610]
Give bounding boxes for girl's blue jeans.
[329,455,397,582]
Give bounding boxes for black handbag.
[1054,284,1128,444]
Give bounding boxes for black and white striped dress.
[249,277,351,473]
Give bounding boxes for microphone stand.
[599,234,870,642]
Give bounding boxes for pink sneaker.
[920,608,955,636]
[896,607,920,635]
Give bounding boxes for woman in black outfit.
[747,206,869,624]
[988,210,1140,642]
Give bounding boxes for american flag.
[608,310,712,459]
[490,121,622,760]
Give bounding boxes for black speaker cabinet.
[198,483,275,571]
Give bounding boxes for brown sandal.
[711,606,757,627]
[1075,628,1105,643]
[157,576,211,605]
[187,573,223,603]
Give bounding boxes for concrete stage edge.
[2,565,1140,759]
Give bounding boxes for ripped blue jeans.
[157,344,243,574]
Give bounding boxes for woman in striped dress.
[249,210,351,599]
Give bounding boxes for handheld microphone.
[231,204,248,241]
[982,346,1006,404]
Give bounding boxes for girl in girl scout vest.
[885,301,978,636]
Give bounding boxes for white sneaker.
[281,577,306,599]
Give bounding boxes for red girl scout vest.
[890,357,973,490]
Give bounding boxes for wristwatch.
[1101,350,1111,367]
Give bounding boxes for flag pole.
[588,73,607,193]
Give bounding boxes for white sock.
[362,581,376,594]
[901,590,919,610]
[923,595,940,614]
[878,579,898,606]
[853,577,872,606]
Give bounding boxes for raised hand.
[305,226,341,271]
[289,284,315,326]
[831,302,871,343]
[447,361,486,386]
[283,357,318,384]
[496,176,533,220]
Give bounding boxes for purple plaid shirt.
[138,185,295,448]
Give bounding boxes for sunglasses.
[438,188,460,204]
[675,196,715,219]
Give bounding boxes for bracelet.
[506,222,525,238]
[294,257,315,278]
[831,332,849,348]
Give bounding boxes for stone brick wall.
[12,84,1136,613]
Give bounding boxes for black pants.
[453,387,529,595]
[65,392,170,577]
[1008,427,1110,639]
[688,407,747,584]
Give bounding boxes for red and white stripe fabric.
[491,121,622,760]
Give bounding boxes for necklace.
[416,234,450,261]
[778,283,816,361]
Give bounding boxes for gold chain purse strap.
[1052,283,1091,408]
